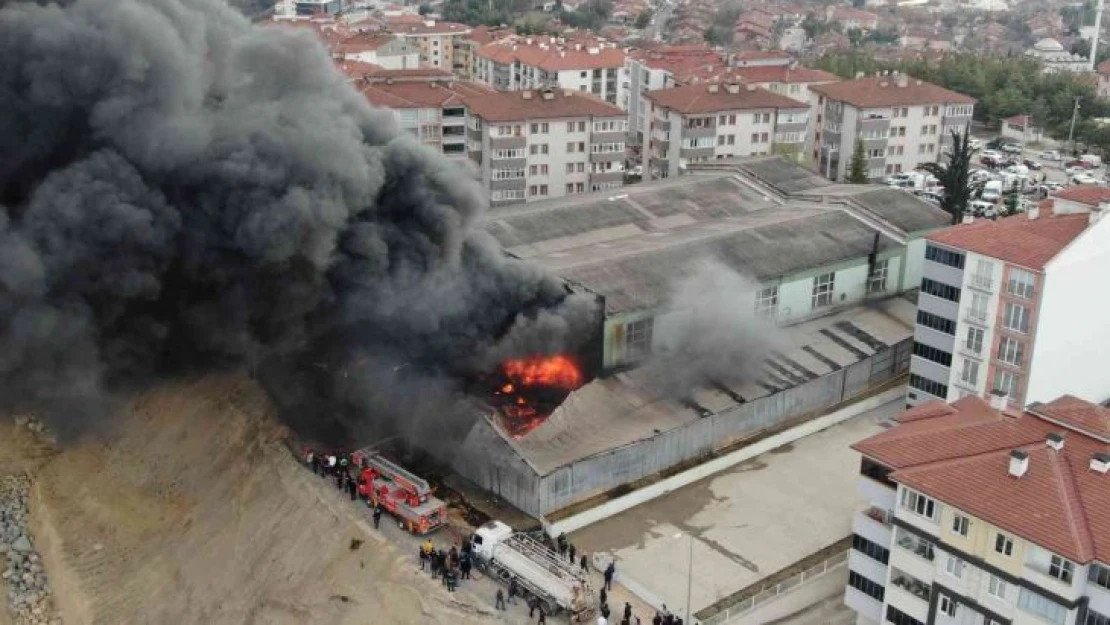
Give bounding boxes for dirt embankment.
[1,376,500,625]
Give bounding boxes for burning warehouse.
[454,156,953,518]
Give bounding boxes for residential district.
[2,0,1110,623]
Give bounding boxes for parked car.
[981,180,1004,202]
[968,138,982,150]
[1071,173,1098,185]
[1022,159,1043,171]
[1065,159,1098,170]
[979,149,1002,161]
[1040,149,1061,161]
[1079,154,1103,168]
[1001,143,1024,154]
[969,200,996,217]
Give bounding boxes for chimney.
[587,46,600,55]
[726,83,740,94]
[1092,452,1110,473]
[989,390,1008,411]
[896,74,909,88]
[1008,450,1029,478]
[1046,433,1064,452]
[522,90,533,99]
[707,84,719,93]
[1027,205,1040,220]
[962,214,974,224]
[542,89,555,100]
[424,19,435,27]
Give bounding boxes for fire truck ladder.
[362,452,433,499]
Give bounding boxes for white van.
[969,200,995,217]
[981,180,1003,202]
[1079,154,1103,168]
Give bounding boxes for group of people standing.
[304,448,385,528]
[420,538,473,593]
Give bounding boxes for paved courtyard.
[569,400,903,622]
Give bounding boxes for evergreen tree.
[847,140,869,183]
[919,126,980,224]
[1002,181,1021,216]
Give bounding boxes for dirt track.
[1,376,502,625]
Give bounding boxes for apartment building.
[643,83,809,179]
[473,36,627,107]
[908,206,1110,411]
[386,19,471,71]
[359,69,493,160]
[846,393,1110,625]
[336,33,421,70]
[625,45,724,145]
[727,63,840,159]
[810,74,975,182]
[463,88,627,206]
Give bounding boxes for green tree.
[919,126,979,224]
[1001,181,1021,216]
[847,140,869,183]
[633,8,652,29]
[418,3,433,15]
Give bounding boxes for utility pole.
[684,533,693,624]
[1090,0,1105,71]
[1068,97,1082,155]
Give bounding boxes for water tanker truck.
[471,520,597,622]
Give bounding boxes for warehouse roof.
[489,157,950,314]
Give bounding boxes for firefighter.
[304,448,316,473]
[372,505,383,530]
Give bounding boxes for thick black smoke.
[0,0,596,441]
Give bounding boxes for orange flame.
[501,383,514,394]
[501,355,583,390]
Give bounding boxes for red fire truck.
[351,448,447,535]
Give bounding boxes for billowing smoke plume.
[0,0,596,441]
[642,259,782,397]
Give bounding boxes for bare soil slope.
[2,376,498,625]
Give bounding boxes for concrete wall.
[454,339,912,517]
[1026,213,1110,405]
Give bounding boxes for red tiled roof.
[1098,59,1110,77]
[645,83,807,113]
[729,65,839,84]
[338,32,399,53]
[853,396,1110,563]
[830,6,879,22]
[385,18,471,35]
[926,212,1088,270]
[336,59,384,80]
[476,39,626,71]
[1052,184,1110,207]
[1003,113,1037,128]
[731,50,792,62]
[810,75,975,107]
[463,89,624,122]
[1033,395,1110,440]
[360,79,493,109]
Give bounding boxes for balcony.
[895,531,935,562]
[853,506,893,547]
[964,308,989,325]
[968,274,993,292]
[890,571,931,604]
[844,585,883,623]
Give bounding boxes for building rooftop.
[853,395,1110,563]
[1051,184,1110,207]
[644,83,807,114]
[509,297,917,475]
[359,78,493,109]
[463,88,624,122]
[810,75,975,108]
[476,37,626,71]
[385,18,471,35]
[926,211,1089,271]
[488,157,950,315]
[728,64,840,84]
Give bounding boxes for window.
[965,327,984,354]
[493,148,525,159]
[997,337,1024,366]
[566,183,574,194]
[812,272,835,308]
[994,532,1014,557]
[886,606,924,625]
[939,596,957,618]
[925,244,965,269]
[852,534,890,565]
[591,142,624,153]
[917,310,955,335]
[960,359,979,385]
[945,555,965,579]
[577,163,585,172]
[1091,563,1110,590]
[578,121,586,132]
[913,342,952,367]
[1048,554,1074,583]
[718,135,726,146]
[1003,303,1030,333]
[1018,588,1067,625]
[566,142,577,153]
[860,457,895,487]
[492,168,525,180]
[993,370,1019,397]
[1007,268,1035,299]
[751,133,759,144]
[566,163,574,174]
[625,318,653,359]
[1086,609,1110,625]
[910,374,948,399]
[951,513,970,537]
[988,574,1007,599]
[895,528,935,561]
[868,259,888,293]
[849,570,885,602]
[967,292,989,324]
[528,143,549,155]
[921,278,961,302]
[490,189,525,201]
[755,286,778,316]
[727,134,736,145]
[566,121,575,132]
[900,488,937,519]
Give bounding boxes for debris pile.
[0,473,58,625]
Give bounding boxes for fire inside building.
[455,156,954,519]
